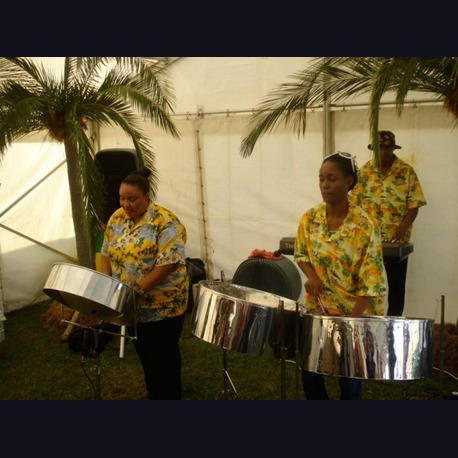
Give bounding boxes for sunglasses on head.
[329,151,356,173]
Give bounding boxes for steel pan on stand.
[191,280,301,399]
[301,314,434,380]
[43,262,141,327]
[43,262,142,400]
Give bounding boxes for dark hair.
[322,152,358,190]
[121,167,151,194]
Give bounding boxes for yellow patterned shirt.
[294,203,386,316]
[350,156,427,242]
[101,202,189,320]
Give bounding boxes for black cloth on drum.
[232,256,302,301]
[186,257,207,313]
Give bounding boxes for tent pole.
[0,243,6,342]
[193,114,213,279]
[322,64,334,158]
[0,224,77,262]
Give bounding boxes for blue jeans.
[302,370,362,400]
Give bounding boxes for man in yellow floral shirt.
[351,131,427,316]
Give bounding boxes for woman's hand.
[133,283,147,297]
[135,263,178,296]
[298,261,323,297]
[304,275,324,298]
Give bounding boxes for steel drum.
[43,262,141,326]
[301,314,434,380]
[192,280,301,358]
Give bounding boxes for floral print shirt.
[101,202,188,320]
[350,156,427,242]
[294,202,386,316]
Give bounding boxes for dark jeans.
[384,257,408,317]
[302,370,362,400]
[128,313,185,400]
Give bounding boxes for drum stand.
[60,304,138,400]
[221,348,239,400]
[278,301,301,400]
[218,301,301,401]
[278,301,288,399]
[80,328,103,400]
[294,302,301,400]
[217,270,239,400]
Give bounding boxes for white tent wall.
[98,57,458,324]
[0,57,457,326]
[100,113,323,283]
[0,136,77,313]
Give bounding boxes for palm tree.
[240,57,458,166]
[0,57,180,269]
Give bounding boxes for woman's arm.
[297,261,323,297]
[136,263,178,294]
[100,255,112,276]
[351,296,373,317]
[392,207,419,242]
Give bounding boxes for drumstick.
[316,295,328,315]
[60,310,80,342]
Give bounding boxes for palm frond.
[69,124,106,249]
[240,57,375,158]
[74,95,160,197]
[0,83,48,152]
[0,56,179,268]
[98,69,180,139]
[240,57,458,167]
[1,57,56,91]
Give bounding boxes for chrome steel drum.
[43,262,141,326]
[301,314,434,380]
[192,280,300,358]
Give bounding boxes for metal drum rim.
[303,313,434,324]
[49,261,118,282]
[198,279,298,312]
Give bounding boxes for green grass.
[0,301,456,400]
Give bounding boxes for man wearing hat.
[350,130,427,316]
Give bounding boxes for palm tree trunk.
[64,140,94,269]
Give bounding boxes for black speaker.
[95,148,139,223]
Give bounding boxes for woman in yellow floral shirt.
[294,152,386,400]
[101,167,189,400]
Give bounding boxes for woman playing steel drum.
[294,152,387,400]
[100,167,189,400]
